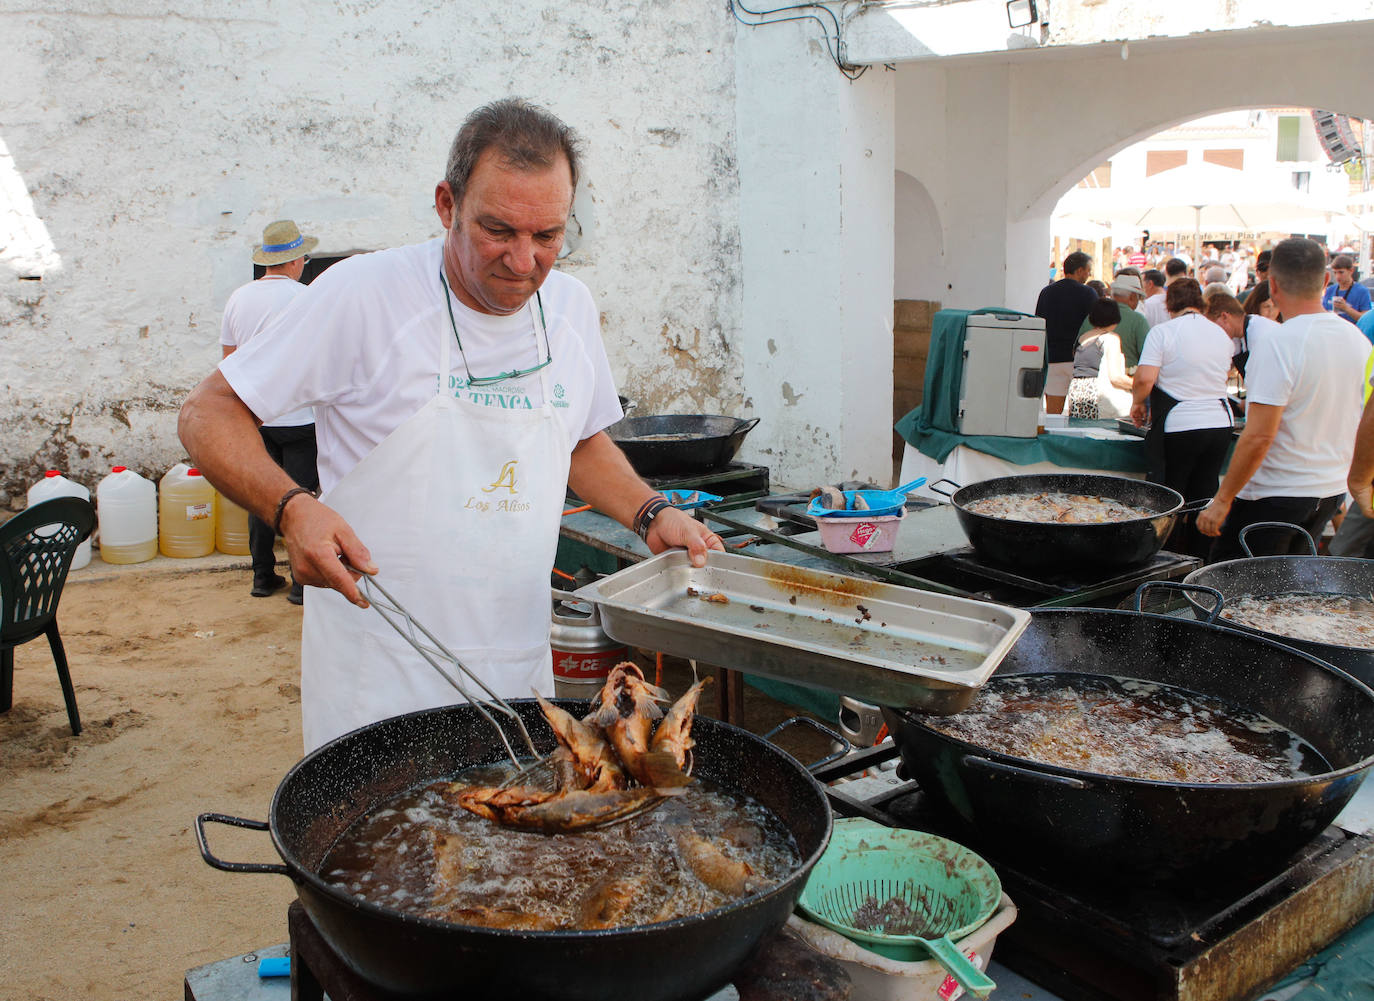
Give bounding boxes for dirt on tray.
[0,559,836,999]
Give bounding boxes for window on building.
[1277,116,1301,161]
[1202,149,1244,170]
[1145,150,1187,176]
[1292,171,1311,193]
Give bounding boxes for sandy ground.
[0,558,304,1000]
[0,555,833,999]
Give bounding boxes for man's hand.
[644,506,726,567]
[1354,482,1374,520]
[1130,401,1149,427]
[278,493,377,607]
[1196,496,1230,538]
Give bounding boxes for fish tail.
[641,750,693,790]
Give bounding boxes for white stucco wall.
[735,20,896,485]
[1,1,740,505]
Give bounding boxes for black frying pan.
[930,473,1207,572]
[608,415,760,475]
[196,701,832,1001]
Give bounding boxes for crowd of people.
[1036,237,1374,562]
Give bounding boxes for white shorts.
[1044,362,1074,397]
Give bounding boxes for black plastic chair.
[1,496,96,735]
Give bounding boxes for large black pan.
[609,415,760,475]
[881,606,1374,885]
[930,473,1207,573]
[196,700,832,1001]
[1183,522,1374,688]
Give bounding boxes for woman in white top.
[1130,278,1235,556]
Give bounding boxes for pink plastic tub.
[816,510,904,554]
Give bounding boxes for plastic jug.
[26,470,92,569]
[215,491,251,555]
[96,466,158,564]
[158,464,216,558]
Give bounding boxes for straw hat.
[252,220,319,266]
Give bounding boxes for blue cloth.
[1357,309,1374,346]
[1323,282,1372,322]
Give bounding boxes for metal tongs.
[352,569,543,770]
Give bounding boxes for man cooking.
[179,98,723,751]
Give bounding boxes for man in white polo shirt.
[1197,238,1374,559]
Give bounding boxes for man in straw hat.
[180,98,722,752]
[220,220,321,604]
[1085,272,1150,372]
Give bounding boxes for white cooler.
[957,313,1045,438]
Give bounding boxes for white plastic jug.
[26,470,92,569]
[215,491,251,556]
[158,463,216,558]
[96,466,158,564]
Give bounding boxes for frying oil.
[319,766,799,930]
[919,674,1329,783]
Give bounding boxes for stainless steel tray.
[573,551,1031,714]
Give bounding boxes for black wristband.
[634,496,671,540]
[272,486,317,535]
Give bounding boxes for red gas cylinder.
[550,590,628,700]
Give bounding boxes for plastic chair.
[1,496,96,735]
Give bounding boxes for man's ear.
[435,182,457,228]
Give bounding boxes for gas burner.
[891,546,1202,607]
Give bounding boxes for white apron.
[300,308,571,752]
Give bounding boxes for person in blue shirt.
[1357,306,1374,347]
[1322,254,1371,323]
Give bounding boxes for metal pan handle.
[1132,580,1225,622]
[963,754,1090,789]
[735,417,762,434]
[927,478,963,499]
[762,716,852,772]
[1239,521,1316,558]
[195,813,290,876]
[1177,498,1212,514]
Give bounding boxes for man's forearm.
[178,370,302,525]
[1349,400,1374,499]
[566,431,659,530]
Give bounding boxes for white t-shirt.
[1234,313,1281,359]
[1137,313,1234,433]
[220,276,313,427]
[1239,310,1374,500]
[1139,293,1169,330]
[220,238,623,494]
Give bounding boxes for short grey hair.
[444,98,582,211]
[1269,238,1328,298]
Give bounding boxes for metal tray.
[573,551,1032,714]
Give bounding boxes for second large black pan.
[930,473,1207,573]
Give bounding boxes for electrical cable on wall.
[729,0,871,80]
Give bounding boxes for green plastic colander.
[797,818,1001,998]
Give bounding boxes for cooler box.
[957,313,1045,438]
